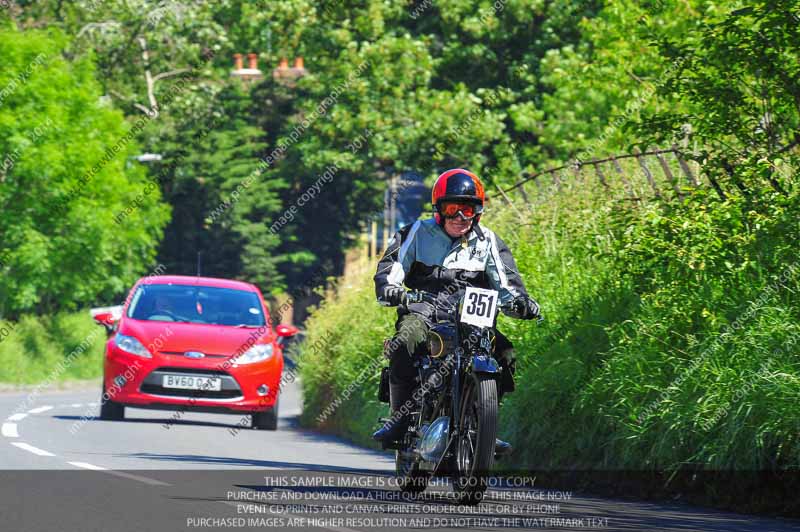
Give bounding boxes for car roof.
[136,275,259,293]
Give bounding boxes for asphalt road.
[0,378,797,532]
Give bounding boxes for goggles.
[440,202,482,220]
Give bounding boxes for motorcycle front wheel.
[453,373,497,505]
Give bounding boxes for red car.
[92,275,298,430]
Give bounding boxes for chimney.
[278,57,289,69]
[233,53,243,70]
[293,57,304,70]
[247,53,258,70]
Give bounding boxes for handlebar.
[405,289,512,311]
[404,290,458,316]
[405,289,543,322]
[404,290,436,305]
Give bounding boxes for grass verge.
[0,311,106,385]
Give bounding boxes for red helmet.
[431,168,485,225]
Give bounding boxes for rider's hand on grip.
[382,285,406,306]
[512,296,540,320]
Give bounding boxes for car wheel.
[252,396,279,431]
[99,383,125,421]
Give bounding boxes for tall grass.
[0,311,106,385]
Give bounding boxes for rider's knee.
[496,347,516,368]
[397,314,428,352]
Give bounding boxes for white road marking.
[11,442,55,457]
[68,461,107,471]
[87,402,98,407]
[1,423,19,438]
[67,461,171,486]
[70,404,84,408]
[5,404,170,487]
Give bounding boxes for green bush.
[298,279,396,448]
[0,311,106,385]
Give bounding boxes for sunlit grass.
[0,311,106,385]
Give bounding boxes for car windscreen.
[127,284,266,326]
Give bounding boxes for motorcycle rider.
[372,168,540,452]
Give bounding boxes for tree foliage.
[637,0,800,190]
[3,0,798,316]
[0,26,169,317]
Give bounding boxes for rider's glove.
[382,285,406,307]
[435,266,468,284]
[512,296,540,320]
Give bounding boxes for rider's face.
[443,215,472,238]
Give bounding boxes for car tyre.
[252,396,279,431]
[99,383,125,421]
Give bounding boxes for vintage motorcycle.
[379,286,516,505]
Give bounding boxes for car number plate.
[162,375,222,391]
[460,287,499,328]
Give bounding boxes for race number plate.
[460,287,499,328]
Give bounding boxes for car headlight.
[114,334,153,358]
[234,344,274,364]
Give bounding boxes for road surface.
[0,378,796,532]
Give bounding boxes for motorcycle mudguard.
[471,354,500,374]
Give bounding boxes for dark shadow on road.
[52,414,244,430]
[280,414,392,458]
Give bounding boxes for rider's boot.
[372,382,414,449]
[494,438,513,457]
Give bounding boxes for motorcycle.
[381,286,514,505]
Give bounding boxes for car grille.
[140,367,242,400]
[160,351,228,359]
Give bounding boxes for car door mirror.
[93,312,116,326]
[276,324,299,337]
[91,306,122,336]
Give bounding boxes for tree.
[0,26,169,317]
[638,0,800,191]
[157,82,288,288]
